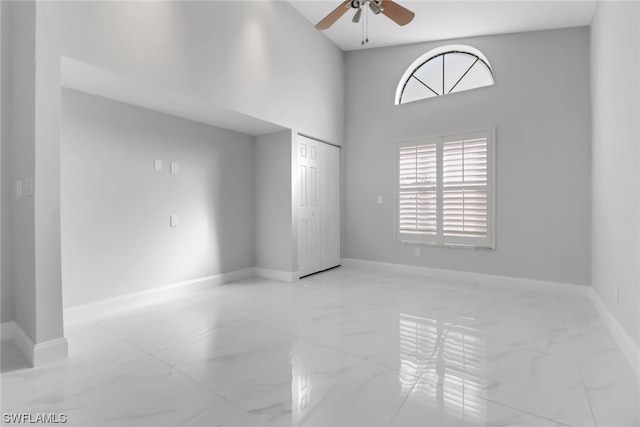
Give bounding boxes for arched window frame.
[395,45,494,105]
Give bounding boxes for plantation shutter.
[442,134,491,247]
[397,140,439,243]
[397,130,493,248]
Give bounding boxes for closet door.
[298,136,321,277]
[320,142,341,270]
[298,135,340,277]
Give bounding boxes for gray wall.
[0,0,10,324]
[344,27,591,286]
[39,1,345,145]
[591,1,640,345]
[1,0,345,346]
[61,89,255,307]
[255,130,295,273]
[1,1,38,338]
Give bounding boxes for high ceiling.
[287,1,597,51]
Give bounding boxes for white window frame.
[395,129,496,249]
[395,45,495,105]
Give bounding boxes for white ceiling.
[288,0,597,51]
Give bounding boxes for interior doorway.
[297,135,341,278]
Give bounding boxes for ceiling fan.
[315,0,415,31]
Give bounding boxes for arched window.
[396,45,494,105]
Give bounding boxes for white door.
[298,135,340,277]
[298,136,321,276]
[320,143,341,270]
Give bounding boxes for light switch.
[154,159,162,171]
[377,195,383,204]
[23,178,33,196]
[170,214,179,227]
[16,180,23,198]
[170,162,179,174]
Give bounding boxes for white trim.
[296,132,341,148]
[341,258,589,296]
[254,267,299,283]
[395,129,496,250]
[0,321,68,367]
[33,338,69,367]
[395,44,494,105]
[64,268,255,324]
[588,288,640,377]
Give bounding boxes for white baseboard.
[33,338,69,367]
[1,320,68,367]
[341,258,589,296]
[254,267,298,283]
[588,288,640,377]
[64,268,255,323]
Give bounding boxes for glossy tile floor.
[1,267,639,426]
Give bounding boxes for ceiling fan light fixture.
[315,0,415,37]
[352,7,362,23]
[369,1,384,15]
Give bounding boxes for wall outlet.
[170,162,179,174]
[615,284,620,302]
[414,247,421,258]
[23,178,34,196]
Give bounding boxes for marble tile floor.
[1,267,638,426]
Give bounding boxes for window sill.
[395,240,495,251]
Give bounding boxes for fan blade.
[315,0,351,30]
[381,0,415,26]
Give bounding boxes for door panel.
[298,136,321,276]
[298,135,340,277]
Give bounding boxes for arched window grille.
[396,45,494,105]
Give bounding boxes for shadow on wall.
[60,88,255,309]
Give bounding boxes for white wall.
[0,0,345,350]
[255,130,295,274]
[61,89,255,307]
[40,0,344,145]
[344,27,591,286]
[591,1,640,346]
[1,1,38,339]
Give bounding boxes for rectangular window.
[396,129,495,249]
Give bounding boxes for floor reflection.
[399,313,446,389]
[401,314,487,424]
[292,346,311,424]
